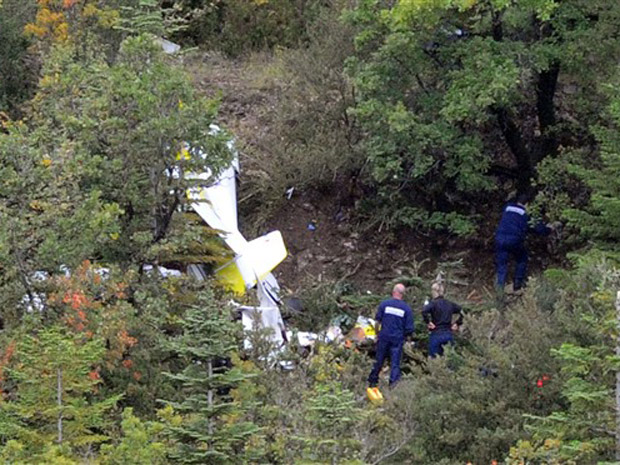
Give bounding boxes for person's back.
[422,283,463,357]
[376,298,414,342]
[494,194,551,290]
[495,202,529,243]
[368,283,414,388]
[422,297,462,333]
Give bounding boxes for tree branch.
[534,61,560,163]
[491,9,503,41]
[495,108,532,193]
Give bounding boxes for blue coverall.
[422,297,463,357]
[495,202,550,290]
[367,298,414,387]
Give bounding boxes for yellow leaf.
[29,200,44,211]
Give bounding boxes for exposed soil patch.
[185,51,567,305]
[258,187,562,303]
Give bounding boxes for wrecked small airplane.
[23,39,289,353]
[184,128,289,350]
[158,39,289,350]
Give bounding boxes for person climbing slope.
[495,193,552,292]
[367,283,414,388]
[422,282,463,358]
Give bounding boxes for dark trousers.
[495,238,528,289]
[368,337,403,387]
[429,331,454,358]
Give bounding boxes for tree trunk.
[616,290,620,461]
[534,61,560,163]
[57,368,63,445]
[495,108,533,194]
[208,359,214,437]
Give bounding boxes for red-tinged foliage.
[118,330,138,349]
[47,261,140,371]
[0,340,17,396]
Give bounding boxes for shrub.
[239,2,360,219]
[171,0,328,56]
[0,0,37,115]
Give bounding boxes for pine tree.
[297,382,365,464]
[162,288,262,464]
[0,325,120,461]
[507,262,620,464]
[564,75,620,259]
[99,408,167,465]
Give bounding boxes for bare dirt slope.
[185,52,561,304]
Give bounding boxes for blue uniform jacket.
[495,202,550,243]
[375,298,414,342]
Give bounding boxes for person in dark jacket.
[368,283,414,388]
[495,193,551,291]
[422,282,463,358]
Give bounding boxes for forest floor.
[185,51,565,306]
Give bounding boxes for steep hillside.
[186,51,564,300]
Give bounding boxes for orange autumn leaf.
[118,330,138,348]
[71,292,88,310]
[63,0,77,8]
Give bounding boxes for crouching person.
[368,283,414,388]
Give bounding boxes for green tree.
[0,325,120,461]
[0,123,122,325]
[169,0,328,56]
[346,0,620,234]
[384,290,563,464]
[0,32,232,324]
[562,74,620,259]
[295,381,365,464]
[507,262,620,465]
[99,407,167,465]
[162,288,262,464]
[0,0,36,115]
[27,34,231,266]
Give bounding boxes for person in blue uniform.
[422,283,463,357]
[368,283,414,388]
[495,193,551,291]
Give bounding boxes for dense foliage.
[343,0,620,233]
[0,0,618,464]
